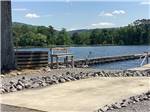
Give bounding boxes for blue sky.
[12,0,150,31]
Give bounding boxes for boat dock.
[15,49,150,69]
[73,53,150,67]
[48,53,150,68]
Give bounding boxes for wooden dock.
[48,53,150,68]
[15,50,149,69]
[73,53,150,67]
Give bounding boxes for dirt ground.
[1,77,150,112]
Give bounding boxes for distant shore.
[14,44,150,49]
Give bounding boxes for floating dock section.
[73,53,150,67]
[48,53,150,67]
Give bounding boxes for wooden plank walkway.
[15,51,149,69]
[73,53,150,67]
[48,53,150,68]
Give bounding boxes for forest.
[12,19,150,47]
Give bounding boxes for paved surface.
[1,104,45,112]
[1,77,150,112]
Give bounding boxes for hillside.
[12,19,150,47]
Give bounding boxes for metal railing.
[140,52,149,66]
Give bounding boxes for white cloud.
[140,1,150,5]
[99,10,126,17]
[25,13,40,18]
[104,13,114,17]
[92,22,115,27]
[112,10,126,14]
[92,22,114,26]
[99,11,114,17]
[12,8,28,11]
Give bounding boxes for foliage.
[12,19,150,47]
[56,28,72,45]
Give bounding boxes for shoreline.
[1,77,149,112]
[14,45,150,49]
[1,68,149,94]
[1,67,150,112]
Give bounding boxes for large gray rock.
[53,79,59,84]
[17,80,25,88]
[30,83,39,88]
[45,79,53,84]
[0,88,5,94]
[9,86,17,92]
[111,103,121,109]
[17,72,22,75]
[24,81,31,88]
[42,66,51,72]
[59,78,66,83]
[16,84,23,90]
[41,82,47,87]
[100,105,110,112]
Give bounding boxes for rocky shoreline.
[95,91,150,112]
[1,69,150,94]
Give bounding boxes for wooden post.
[71,56,74,68]
[64,57,66,67]
[56,56,59,69]
[66,56,68,68]
[51,55,53,69]
[1,1,15,71]
[85,58,88,65]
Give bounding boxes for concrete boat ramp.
[1,77,150,112]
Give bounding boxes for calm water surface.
[16,46,150,70]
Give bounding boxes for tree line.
[12,19,150,47]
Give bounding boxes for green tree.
[12,19,150,46]
[19,32,35,46]
[33,33,47,46]
[71,32,81,44]
[57,28,71,45]
[90,29,100,44]
[47,25,56,45]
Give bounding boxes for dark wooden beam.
[1,1,15,71]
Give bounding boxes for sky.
[12,0,150,31]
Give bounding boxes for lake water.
[16,45,150,70]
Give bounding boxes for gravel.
[1,68,150,112]
[95,91,150,112]
[104,100,150,112]
[0,69,150,94]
